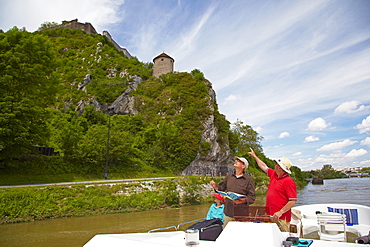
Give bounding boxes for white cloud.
[223,94,242,105]
[0,0,125,33]
[334,101,368,114]
[175,5,216,55]
[355,115,370,134]
[307,117,330,131]
[304,135,320,143]
[345,149,368,157]
[316,152,343,163]
[297,149,369,171]
[279,132,290,139]
[292,152,302,156]
[360,137,370,146]
[254,126,263,133]
[317,139,357,151]
[359,160,370,166]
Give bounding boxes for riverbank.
[0,173,307,225]
[0,176,228,224]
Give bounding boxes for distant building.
[43,19,131,59]
[46,19,97,34]
[102,31,131,58]
[152,53,174,77]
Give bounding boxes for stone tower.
[152,53,174,77]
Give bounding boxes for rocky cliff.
[76,71,234,176]
[181,86,234,176]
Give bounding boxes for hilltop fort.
[46,19,131,59]
[46,19,175,77]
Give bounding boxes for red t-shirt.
[266,168,297,222]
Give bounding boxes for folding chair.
[317,212,347,242]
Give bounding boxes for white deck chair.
[317,212,347,242]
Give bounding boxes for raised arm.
[248,148,268,173]
[210,180,219,191]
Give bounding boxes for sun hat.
[213,194,225,202]
[235,156,249,169]
[275,157,292,174]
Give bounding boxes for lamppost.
[104,107,114,179]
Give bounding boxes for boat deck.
[291,203,370,240]
[84,221,365,247]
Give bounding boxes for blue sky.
[1,0,369,171]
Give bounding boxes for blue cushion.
[327,207,359,225]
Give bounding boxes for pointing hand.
[248,148,256,157]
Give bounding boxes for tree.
[230,119,264,155]
[320,164,343,179]
[37,22,60,31]
[0,28,57,162]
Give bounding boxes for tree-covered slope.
[0,27,232,176]
[41,27,152,109]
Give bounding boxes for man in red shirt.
[248,148,297,232]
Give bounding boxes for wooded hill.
[0,26,230,176]
[0,25,307,184]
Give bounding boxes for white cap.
[275,157,292,174]
[235,156,249,169]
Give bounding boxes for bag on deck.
[187,218,223,241]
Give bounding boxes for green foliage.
[0,26,313,197]
[0,182,172,223]
[81,106,106,125]
[290,166,309,189]
[0,177,219,224]
[0,28,57,162]
[214,112,230,150]
[37,21,60,31]
[190,68,205,81]
[158,180,180,207]
[307,164,346,179]
[87,77,128,103]
[231,119,264,156]
[132,72,221,173]
[38,27,152,107]
[200,141,211,156]
[360,167,370,174]
[0,26,233,181]
[180,176,203,204]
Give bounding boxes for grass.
[0,176,213,225]
[0,170,176,186]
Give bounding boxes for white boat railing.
[148,218,206,233]
[148,225,177,233]
[176,218,206,230]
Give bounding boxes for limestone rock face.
[75,73,142,115]
[182,86,234,176]
[109,75,142,115]
[78,74,91,92]
[76,72,233,176]
[181,116,234,176]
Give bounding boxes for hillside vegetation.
[0,26,309,184]
[0,25,312,224]
[0,27,234,181]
